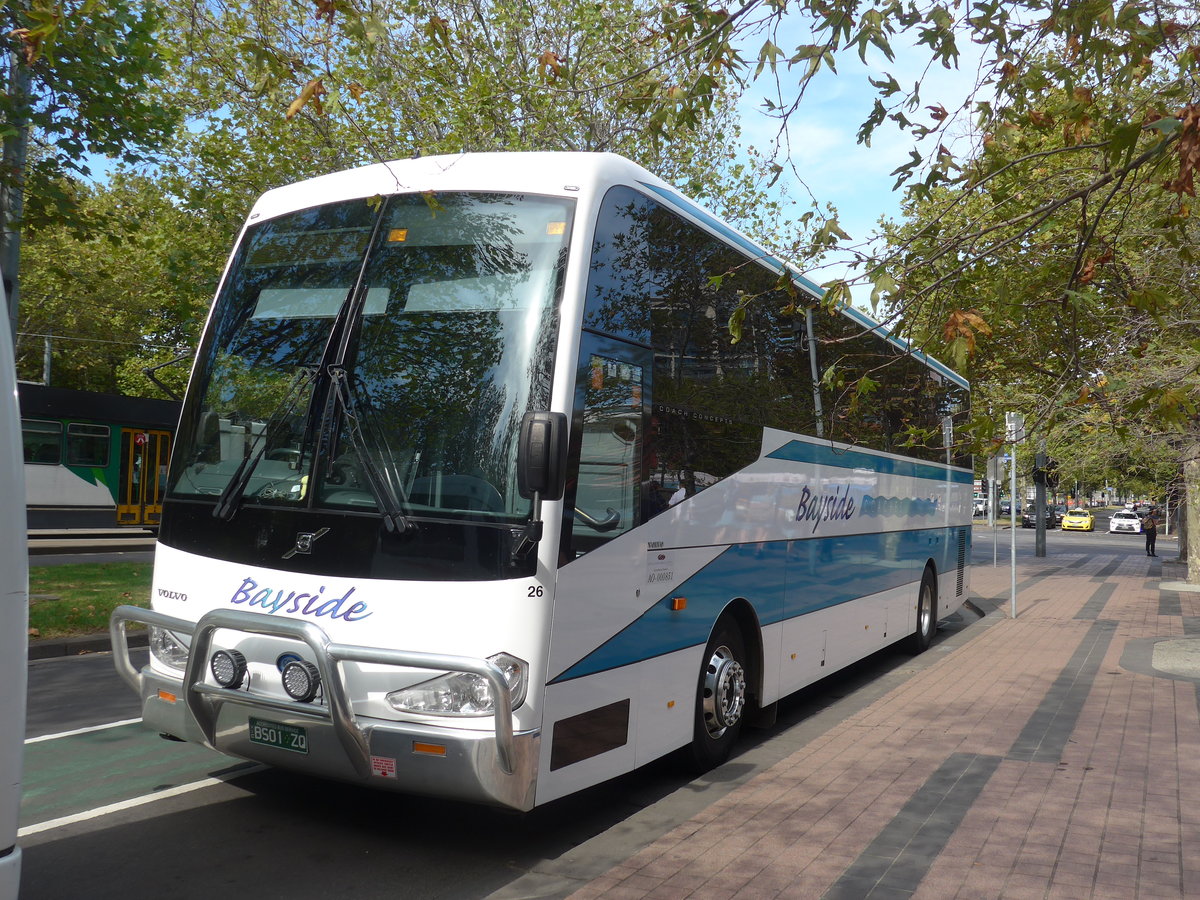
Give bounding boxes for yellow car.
[1060,508,1095,532]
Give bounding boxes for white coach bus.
[1,275,28,897]
[111,153,971,811]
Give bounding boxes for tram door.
[117,429,171,526]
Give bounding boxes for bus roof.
[248,152,968,391]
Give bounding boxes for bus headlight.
[149,626,190,671]
[386,653,527,716]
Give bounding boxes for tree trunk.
[1185,440,1200,584]
[1,50,29,336]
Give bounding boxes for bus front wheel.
[907,568,937,655]
[687,620,748,772]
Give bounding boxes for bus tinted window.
[171,192,574,535]
[814,312,968,464]
[582,186,812,519]
[579,185,970,530]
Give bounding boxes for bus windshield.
[169,191,573,525]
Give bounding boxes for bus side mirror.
[517,411,567,501]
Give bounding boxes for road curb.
[28,630,147,661]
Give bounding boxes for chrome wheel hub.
[918,584,933,635]
[702,645,746,737]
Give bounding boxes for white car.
[1109,510,1143,534]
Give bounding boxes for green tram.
[19,383,180,529]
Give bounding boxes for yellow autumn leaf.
[286,78,326,120]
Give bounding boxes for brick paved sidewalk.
[568,552,1200,900]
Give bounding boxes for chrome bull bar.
[110,605,516,776]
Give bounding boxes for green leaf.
[754,40,783,77]
[869,272,897,310]
[1145,117,1181,135]
[728,305,746,344]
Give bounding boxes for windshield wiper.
[326,365,414,534]
[212,366,319,521]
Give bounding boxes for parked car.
[1109,510,1143,534]
[1061,508,1096,532]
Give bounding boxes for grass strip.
[28,561,151,640]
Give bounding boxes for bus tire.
[687,619,748,772]
[907,567,937,655]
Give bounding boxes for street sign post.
[1006,413,1025,618]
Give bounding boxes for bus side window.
[570,354,644,554]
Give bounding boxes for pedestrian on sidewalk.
[1142,506,1161,556]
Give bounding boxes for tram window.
[22,420,61,465]
[66,423,110,467]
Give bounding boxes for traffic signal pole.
[1035,448,1047,558]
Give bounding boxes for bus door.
[564,334,652,559]
[117,428,171,525]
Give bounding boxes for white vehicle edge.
[1,271,29,899]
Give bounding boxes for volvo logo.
[283,527,330,559]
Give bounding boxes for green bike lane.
[20,721,256,832]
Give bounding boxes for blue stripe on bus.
[550,525,968,684]
[635,181,970,391]
[765,440,974,484]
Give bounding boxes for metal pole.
[993,495,998,567]
[1003,411,1025,617]
[988,456,998,566]
[1010,448,1018,617]
[1034,448,1047,558]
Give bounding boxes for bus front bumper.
[110,606,539,811]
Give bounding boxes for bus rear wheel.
[687,620,747,772]
[907,568,937,654]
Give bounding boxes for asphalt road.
[16,525,1173,899]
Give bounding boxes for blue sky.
[732,21,989,296]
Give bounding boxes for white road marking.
[18,766,264,838]
[24,717,143,744]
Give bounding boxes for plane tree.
[13,0,803,396]
[12,173,225,395]
[882,79,1199,574]
[143,0,797,239]
[0,0,179,331]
